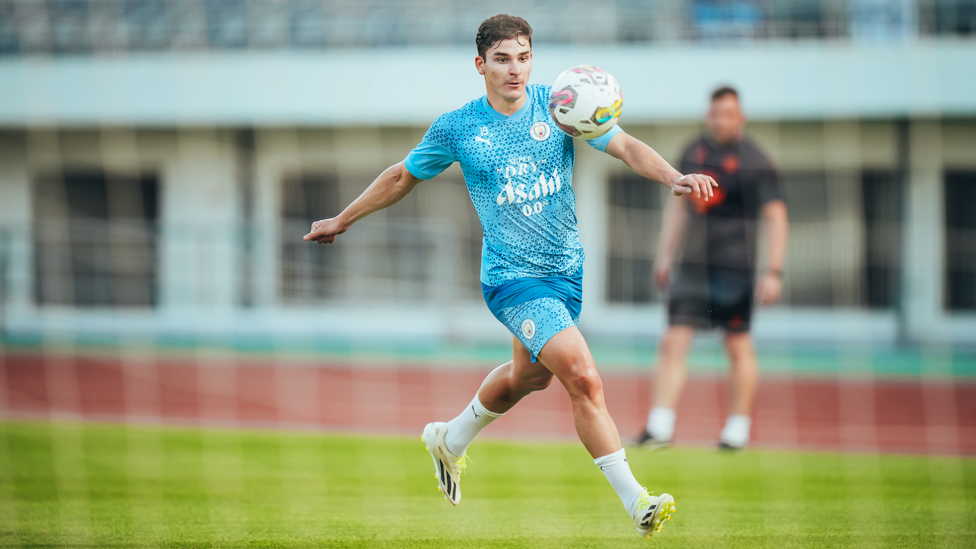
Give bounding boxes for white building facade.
[1,0,974,348]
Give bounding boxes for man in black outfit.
[636,86,789,450]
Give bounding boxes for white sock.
[646,407,676,441]
[720,414,751,447]
[594,448,646,513]
[444,395,502,457]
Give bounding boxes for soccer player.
[636,86,788,451]
[304,14,716,539]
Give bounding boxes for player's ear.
[475,55,486,75]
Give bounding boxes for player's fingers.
[304,227,324,241]
[304,221,321,241]
[695,175,713,198]
[672,180,685,196]
[673,175,687,197]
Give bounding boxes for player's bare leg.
[476,346,554,414]
[535,327,620,456]
[719,331,758,449]
[654,326,695,411]
[534,326,675,537]
[421,341,555,506]
[725,332,758,416]
[638,326,694,447]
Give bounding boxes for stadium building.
[0,0,974,349]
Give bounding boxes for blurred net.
[0,121,973,454]
[0,3,975,544]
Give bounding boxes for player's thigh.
[536,326,602,397]
[512,336,554,391]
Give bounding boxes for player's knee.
[660,329,692,357]
[564,363,603,400]
[526,372,555,392]
[511,366,553,396]
[724,334,754,358]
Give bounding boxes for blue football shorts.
[481,268,583,362]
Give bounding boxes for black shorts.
[668,267,753,333]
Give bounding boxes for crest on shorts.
[521,319,537,339]
[530,121,550,142]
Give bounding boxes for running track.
[2,352,974,456]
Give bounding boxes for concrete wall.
[2,117,974,346]
[2,42,974,126]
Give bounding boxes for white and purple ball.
[548,65,623,139]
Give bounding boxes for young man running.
[304,14,716,539]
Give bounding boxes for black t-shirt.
[671,134,782,298]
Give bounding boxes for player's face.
[476,37,532,106]
[706,95,745,145]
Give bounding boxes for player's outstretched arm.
[604,131,717,200]
[755,199,789,304]
[304,162,423,244]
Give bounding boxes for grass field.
[0,421,973,548]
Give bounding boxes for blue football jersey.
[405,84,621,286]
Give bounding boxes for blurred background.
[0,0,974,455]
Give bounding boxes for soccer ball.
[548,65,623,139]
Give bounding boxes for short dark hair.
[476,14,533,60]
[711,86,739,102]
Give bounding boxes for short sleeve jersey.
[676,135,782,274]
[405,84,620,286]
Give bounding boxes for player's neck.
[485,90,527,117]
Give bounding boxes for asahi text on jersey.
[495,157,561,217]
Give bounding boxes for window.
[607,172,664,304]
[779,171,833,305]
[279,172,341,303]
[930,0,976,36]
[33,170,159,307]
[278,171,481,304]
[862,170,902,309]
[779,170,865,307]
[945,170,976,311]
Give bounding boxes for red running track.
[2,352,974,456]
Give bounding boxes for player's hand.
[755,272,782,305]
[672,173,718,199]
[304,218,346,244]
[653,256,672,290]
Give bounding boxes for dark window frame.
[32,168,160,308]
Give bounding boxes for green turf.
[0,421,973,548]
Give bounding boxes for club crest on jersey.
[530,121,550,141]
[521,319,536,339]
